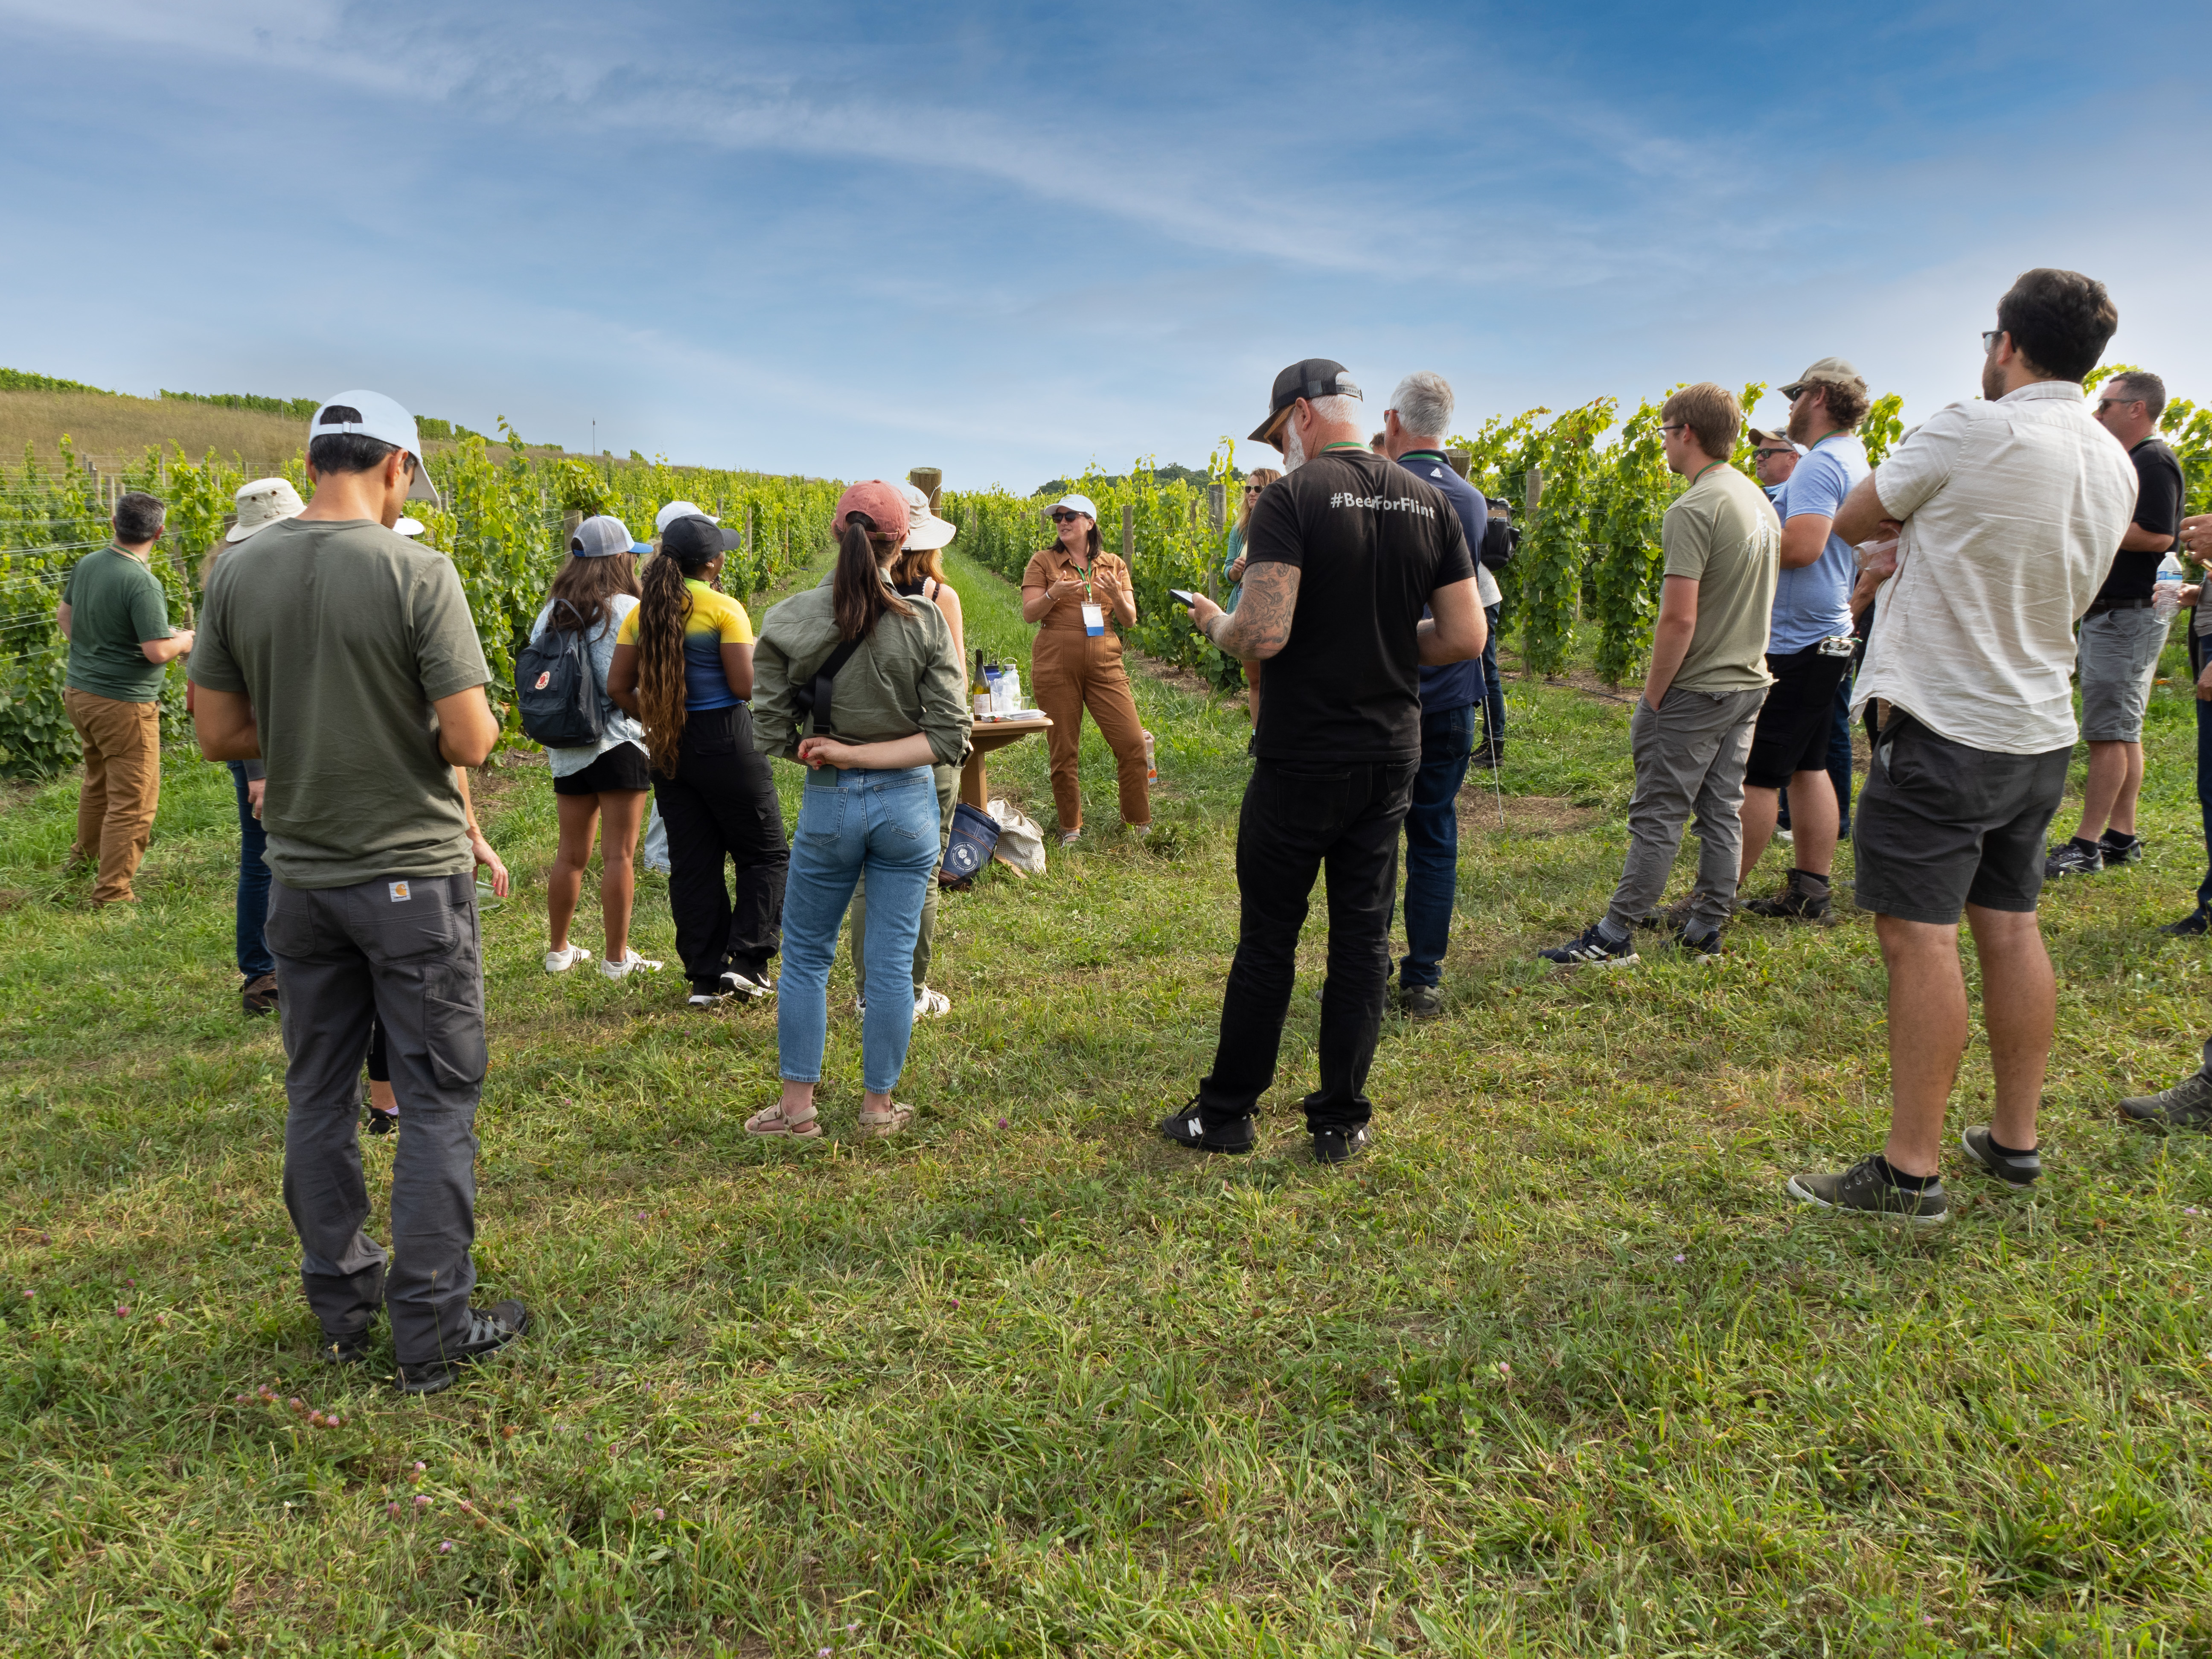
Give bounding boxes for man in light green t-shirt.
[57,490,194,905]
[190,389,527,1396]
[1538,383,1779,966]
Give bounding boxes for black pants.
[1198,756,1417,1135]
[652,704,789,992]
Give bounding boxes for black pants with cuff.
[1197,756,1417,1136]
[264,871,485,1365]
[653,703,789,992]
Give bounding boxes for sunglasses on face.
[1755,447,1794,461]
[1659,423,1689,437]
[2095,396,2142,412]
[1051,511,1082,523]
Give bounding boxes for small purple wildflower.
[653,1508,666,1520]
[439,1540,454,1554]
[1673,1254,1685,1263]
[415,1496,431,1509]
[387,1502,401,1519]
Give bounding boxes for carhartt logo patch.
[388,881,412,902]
[533,671,551,690]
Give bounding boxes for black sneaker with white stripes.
[1537,920,1639,969]
[2043,838,2104,878]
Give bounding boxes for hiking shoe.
[598,949,662,980]
[544,944,592,972]
[1158,1102,1254,1155]
[1786,1154,1948,1226]
[2160,906,2212,937]
[241,973,279,1016]
[1741,869,1834,923]
[1960,1125,2041,1189]
[1675,923,1724,961]
[2043,839,2104,878]
[2118,1069,2212,1132]
[320,1328,373,1366]
[2097,831,2145,867]
[1313,1125,1371,1164]
[1636,896,1695,932]
[1537,921,1639,969]
[720,968,773,1000]
[1398,984,1446,1020]
[396,1300,529,1395]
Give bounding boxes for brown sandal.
[856,1103,914,1138]
[744,1102,821,1140]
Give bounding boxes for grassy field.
[3,550,2211,1657]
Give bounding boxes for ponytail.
[832,512,914,641]
[635,548,698,774]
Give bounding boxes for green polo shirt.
[63,546,173,703]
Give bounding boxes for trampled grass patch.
[3,553,2211,1655]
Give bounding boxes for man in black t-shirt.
[1167,358,1484,1163]
[2048,371,2185,880]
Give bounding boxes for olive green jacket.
[752,571,972,771]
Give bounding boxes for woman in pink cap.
[745,480,972,1139]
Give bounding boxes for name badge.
[1082,603,1105,637]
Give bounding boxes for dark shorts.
[552,739,651,796]
[1852,713,2070,924]
[1744,644,1852,790]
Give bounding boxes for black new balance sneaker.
[1158,1101,1255,1155]
[2043,838,2104,879]
[1959,1125,2041,1189]
[2117,1070,2212,1132]
[396,1300,530,1395]
[1786,1155,1947,1226]
[1312,1125,1371,1164]
[1537,921,1639,969]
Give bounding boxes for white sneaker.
[914,986,951,1019]
[544,945,592,973]
[721,968,774,1000]
[598,949,662,980]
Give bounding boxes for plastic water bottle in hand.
[2155,550,2186,621]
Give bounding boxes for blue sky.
[3,0,2208,491]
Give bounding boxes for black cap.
[661,514,739,564]
[1249,358,1362,444]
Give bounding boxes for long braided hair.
[635,544,711,775]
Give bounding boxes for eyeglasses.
[2095,396,2142,412]
[1659,423,1689,437]
[1981,329,2003,353]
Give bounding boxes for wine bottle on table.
[972,649,991,717]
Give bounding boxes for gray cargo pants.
[1604,684,1768,936]
[263,871,486,1364]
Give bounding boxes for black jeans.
[652,704,789,992]
[1199,756,1417,1135]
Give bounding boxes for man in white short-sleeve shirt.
[1787,269,2137,1227]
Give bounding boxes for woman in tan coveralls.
[1021,493,1150,845]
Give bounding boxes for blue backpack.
[515,600,605,748]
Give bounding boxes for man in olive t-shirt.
[1539,384,1778,966]
[190,390,523,1395]
[58,491,194,904]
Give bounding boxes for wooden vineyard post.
[1121,502,1134,563]
[1207,483,1226,601]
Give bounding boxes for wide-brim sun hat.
[655,499,718,533]
[226,477,306,541]
[1048,493,1098,522]
[899,481,958,551]
[833,480,911,539]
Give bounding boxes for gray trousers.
[848,763,958,995]
[264,871,486,1363]
[1604,685,1768,935]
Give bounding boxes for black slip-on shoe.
[2160,907,2212,937]
[1959,1125,2041,1189]
[2118,1070,2212,1132]
[1786,1154,1947,1226]
[396,1300,530,1395]
[1312,1126,1371,1165]
[363,1105,398,1138]
[1157,1103,1254,1155]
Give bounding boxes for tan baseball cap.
[1747,429,1801,451]
[1778,358,1867,400]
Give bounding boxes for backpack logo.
[534,671,551,690]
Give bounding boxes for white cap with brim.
[393,517,426,538]
[899,481,958,551]
[226,477,305,541]
[656,499,718,533]
[308,389,442,509]
[1050,494,1099,521]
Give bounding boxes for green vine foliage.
[1586,401,1672,684]
[1503,400,1614,677]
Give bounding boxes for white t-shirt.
[1851,381,2138,754]
[528,592,647,777]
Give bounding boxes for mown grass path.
[3,550,2210,1656]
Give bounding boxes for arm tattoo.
[1210,562,1300,659]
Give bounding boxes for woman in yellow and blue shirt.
[608,513,789,1008]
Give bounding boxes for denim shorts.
[2077,606,2172,743]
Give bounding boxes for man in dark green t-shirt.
[58,491,194,905]
[191,390,525,1395]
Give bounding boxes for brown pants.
[66,687,162,905]
[1031,628,1150,831]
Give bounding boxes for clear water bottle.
[2155,550,2186,621]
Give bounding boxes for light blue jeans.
[777,765,941,1094]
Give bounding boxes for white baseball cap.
[899,482,958,552]
[1050,494,1099,521]
[656,499,718,533]
[393,517,426,538]
[226,477,305,542]
[308,390,442,508]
